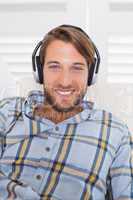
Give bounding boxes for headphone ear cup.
[88,58,96,86]
[36,56,43,84]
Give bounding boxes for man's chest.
[0,123,116,200]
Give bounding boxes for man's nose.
[59,69,71,87]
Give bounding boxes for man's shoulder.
[0,96,25,111]
[0,96,25,133]
[89,105,129,136]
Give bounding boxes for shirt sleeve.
[0,97,39,199]
[0,98,10,133]
[0,97,23,157]
[110,125,133,199]
[0,98,11,157]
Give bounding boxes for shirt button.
[36,174,42,180]
[55,126,59,131]
[45,147,50,152]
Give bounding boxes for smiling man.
[0,25,132,200]
[35,39,88,123]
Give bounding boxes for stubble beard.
[33,85,87,123]
[43,86,86,113]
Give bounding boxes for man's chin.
[44,90,84,113]
[52,104,75,113]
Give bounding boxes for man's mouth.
[55,89,74,96]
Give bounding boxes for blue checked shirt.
[0,90,132,200]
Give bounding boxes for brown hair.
[40,25,95,70]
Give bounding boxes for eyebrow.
[46,61,59,65]
[72,62,86,66]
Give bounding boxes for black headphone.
[32,24,100,86]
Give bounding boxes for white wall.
[0,0,133,131]
[88,0,133,131]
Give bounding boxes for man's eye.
[72,66,84,71]
[48,65,60,69]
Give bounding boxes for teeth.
[57,90,72,95]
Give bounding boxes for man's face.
[43,40,88,112]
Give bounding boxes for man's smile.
[55,89,74,97]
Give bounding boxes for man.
[0,25,132,199]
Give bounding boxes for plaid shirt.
[0,90,132,200]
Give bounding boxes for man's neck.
[34,103,83,124]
